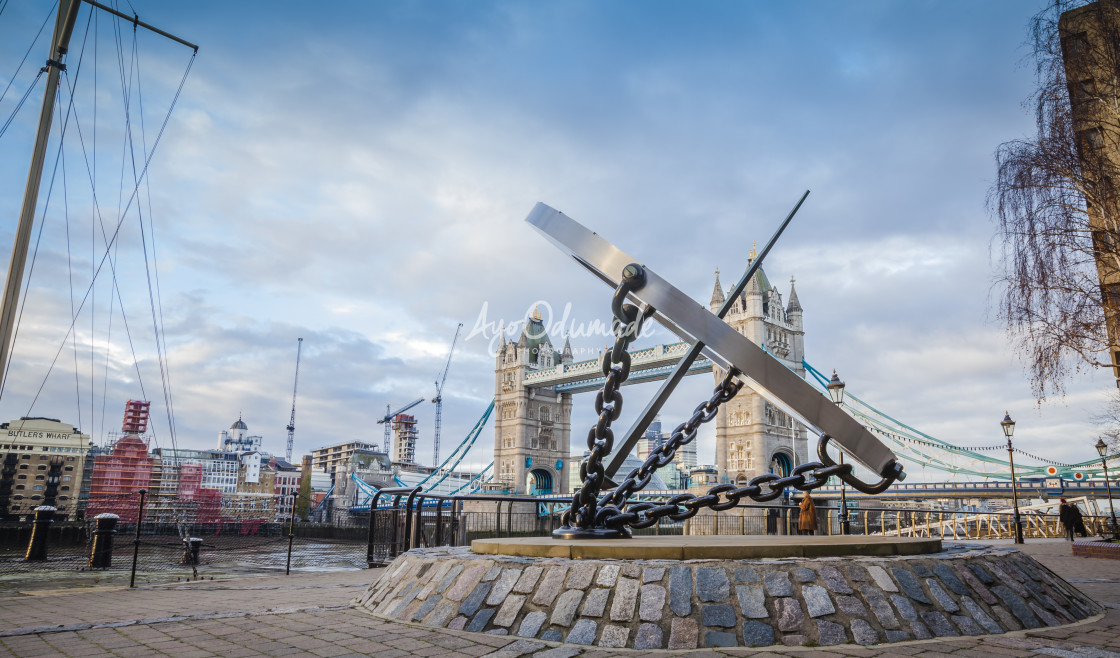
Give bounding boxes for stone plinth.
[356,538,1101,649]
[472,535,942,560]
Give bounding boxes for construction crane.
[377,398,425,453]
[285,338,303,462]
[431,323,463,467]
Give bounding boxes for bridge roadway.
[523,340,714,393]
[532,478,1117,502]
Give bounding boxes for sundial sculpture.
[525,196,906,539]
[361,200,1097,648]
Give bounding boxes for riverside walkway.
[0,539,1117,657]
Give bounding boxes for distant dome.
[230,417,247,431]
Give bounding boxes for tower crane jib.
[285,338,303,462]
[432,323,464,467]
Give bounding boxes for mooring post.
[129,489,147,588]
[286,490,297,575]
[24,505,56,561]
[89,513,119,569]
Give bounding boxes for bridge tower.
[493,309,573,494]
[709,249,809,485]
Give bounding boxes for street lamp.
[827,370,850,535]
[1095,437,1118,540]
[1002,412,1024,544]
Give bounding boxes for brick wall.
[1072,539,1120,560]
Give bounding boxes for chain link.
[557,264,902,536]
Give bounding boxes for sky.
[0,0,1114,483]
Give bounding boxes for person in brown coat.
[799,491,818,535]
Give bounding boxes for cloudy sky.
[0,0,1112,482]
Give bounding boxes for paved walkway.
[0,539,1116,657]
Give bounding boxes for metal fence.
[2,487,1116,587]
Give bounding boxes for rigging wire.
[0,69,44,141]
[0,1,54,109]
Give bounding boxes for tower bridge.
[521,341,715,393]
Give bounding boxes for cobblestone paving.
[0,539,1116,657]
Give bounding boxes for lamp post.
[827,370,850,535]
[1002,412,1024,544]
[1095,437,1118,540]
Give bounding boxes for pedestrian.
[799,491,818,536]
[1059,498,1083,541]
[766,507,778,535]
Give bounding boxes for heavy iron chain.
[560,263,652,532]
[561,264,902,535]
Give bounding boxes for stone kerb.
[1072,538,1120,560]
[355,544,1101,649]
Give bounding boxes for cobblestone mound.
[356,544,1101,649]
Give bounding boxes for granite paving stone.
[820,566,853,594]
[851,618,880,645]
[549,590,583,627]
[776,597,804,632]
[734,567,761,583]
[466,608,496,633]
[860,585,900,629]
[531,568,567,606]
[920,610,960,637]
[633,623,663,650]
[802,585,835,618]
[487,569,523,606]
[992,584,1042,629]
[609,578,639,621]
[891,567,932,604]
[700,604,736,628]
[952,613,985,636]
[913,565,933,578]
[955,563,999,604]
[992,604,1023,631]
[482,566,502,582]
[836,594,867,617]
[668,617,698,649]
[742,620,776,647]
[781,633,808,646]
[969,563,996,584]
[492,594,525,628]
[425,599,459,627]
[926,578,960,612]
[446,564,487,602]
[621,563,641,578]
[791,567,816,583]
[565,619,597,645]
[447,615,467,630]
[910,620,932,640]
[816,620,847,645]
[986,563,1028,597]
[697,567,731,602]
[886,629,911,642]
[579,589,608,618]
[641,567,665,583]
[846,565,870,582]
[513,567,543,594]
[736,584,768,619]
[764,570,793,597]
[960,595,1003,634]
[638,584,665,622]
[595,565,620,587]
[539,629,563,643]
[933,563,969,595]
[598,625,629,648]
[891,593,919,622]
[669,566,693,616]
[566,563,596,590]
[704,630,737,647]
[515,611,547,638]
[1030,601,1062,626]
[459,583,493,617]
[413,595,441,621]
[868,565,899,592]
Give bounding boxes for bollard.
[89,513,119,569]
[180,537,203,566]
[24,505,56,561]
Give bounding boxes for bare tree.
[990,0,1120,399]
